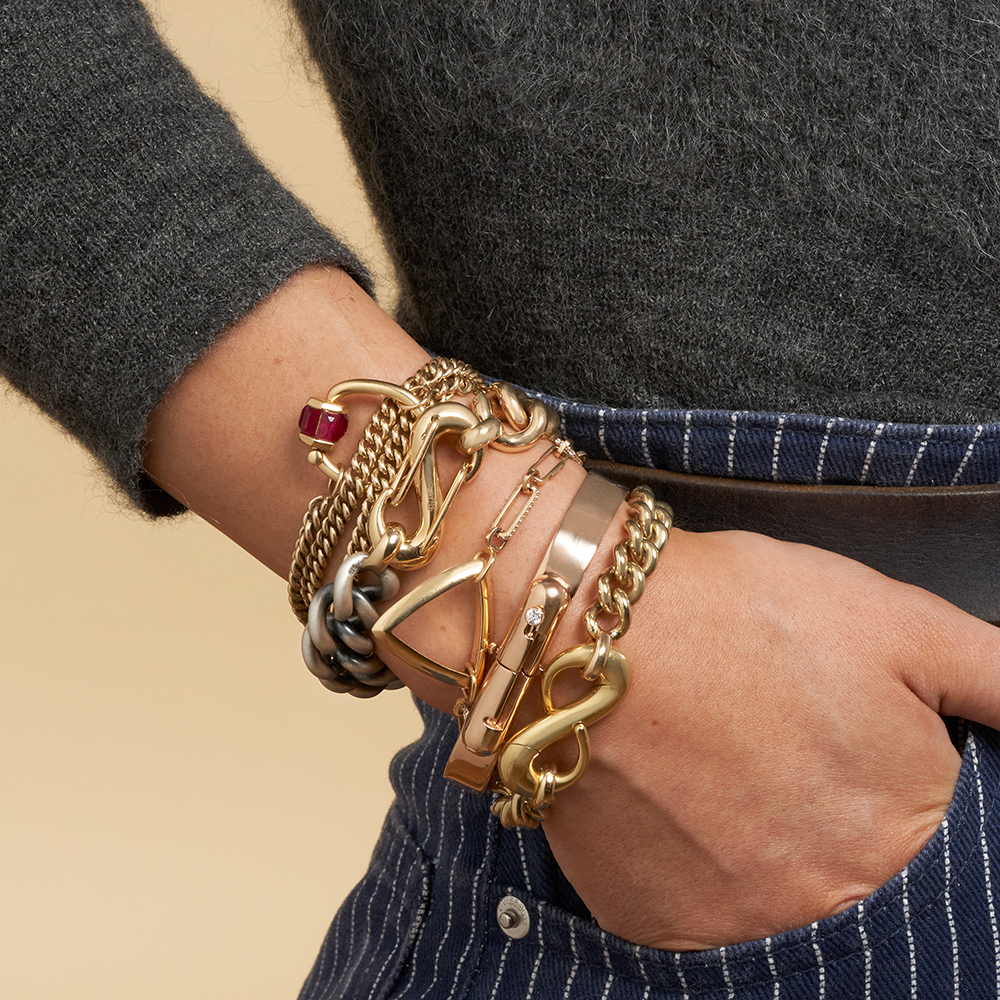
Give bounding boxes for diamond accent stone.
[525,606,544,627]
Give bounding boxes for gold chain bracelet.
[291,359,565,698]
[491,486,673,828]
[289,358,488,623]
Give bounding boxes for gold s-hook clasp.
[491,641,631,829]
[367,401,485,570]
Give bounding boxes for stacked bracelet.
[289,358,671,825]
[289,357,490,623]
[491,486,672,828]
[291,359,565,696]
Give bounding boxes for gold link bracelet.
[491,486,673,828]
[289,358,487,622]
[443,473,627,792]
[291,358,568,697]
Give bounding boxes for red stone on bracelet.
[299,404,348,445]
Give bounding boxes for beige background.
[0,2,423,997]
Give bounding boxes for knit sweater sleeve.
[0,1,370,516]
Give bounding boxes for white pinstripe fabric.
[562,924,580,1000]
[815,417,836,483]
[859,422,885,485]
[525,908,545,1000]
[943,817,960,1000]
[771,416,785,480]
[516,827,534,893]
[598,408,614,461]
[415,786,463,1000]
[673,952,691,1000]
[304,697,1000,1000]
[720,945,735,999]
[359,847,384,986]
[857,900,872,1000]
[633,942,647,983]
[765,936,780,999]
[339,886,360,993]
[952,424,985,485]
[811,922,826,1000]
[726,411,739,476]
[905,426,935,486]
[446,809,495,998]
[398,737,449,999]
[902,866,917,998]
[365,852,418,1000]
[488,940,512,1000]
[970,733,1000,996]
[602,930,614,971]
[411,718,438,846]
[641,410,653,467]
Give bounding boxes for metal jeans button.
[496,895,530,939]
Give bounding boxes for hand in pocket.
[542,529,999,951]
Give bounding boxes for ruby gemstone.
[299,404,348,445]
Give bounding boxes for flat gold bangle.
[442,472,625,792]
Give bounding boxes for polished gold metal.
[326,379,422,409]
[486,481,541,553]
[366,436,577,699]
[485,441,580,552]
[583,487,672,642]
[492,382,528,428]
[491,641,631,829]
[489,397,550,451]
[288,358,487,623]
[489,485,673,828]
[445,574,572,792]
[371,549,494,690]
[290,357,568,710]
[289,360,562,623]
[459,416,503,454]
[443,473,625,792]
[367,401,485,569]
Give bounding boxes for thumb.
[899,591,1000,729]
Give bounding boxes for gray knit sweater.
[3,0,999,514]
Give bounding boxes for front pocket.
[297,806,431,1000]
[499,723,1000,999]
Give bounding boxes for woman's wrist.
[144,265,428,573]
[144,263,615,716]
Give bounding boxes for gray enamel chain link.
[300,552,403,698]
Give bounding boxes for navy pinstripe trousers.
[299,403,1000,1000]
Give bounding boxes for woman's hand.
[540,527,999,950]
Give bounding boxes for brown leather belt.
[585,460,1000,626]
